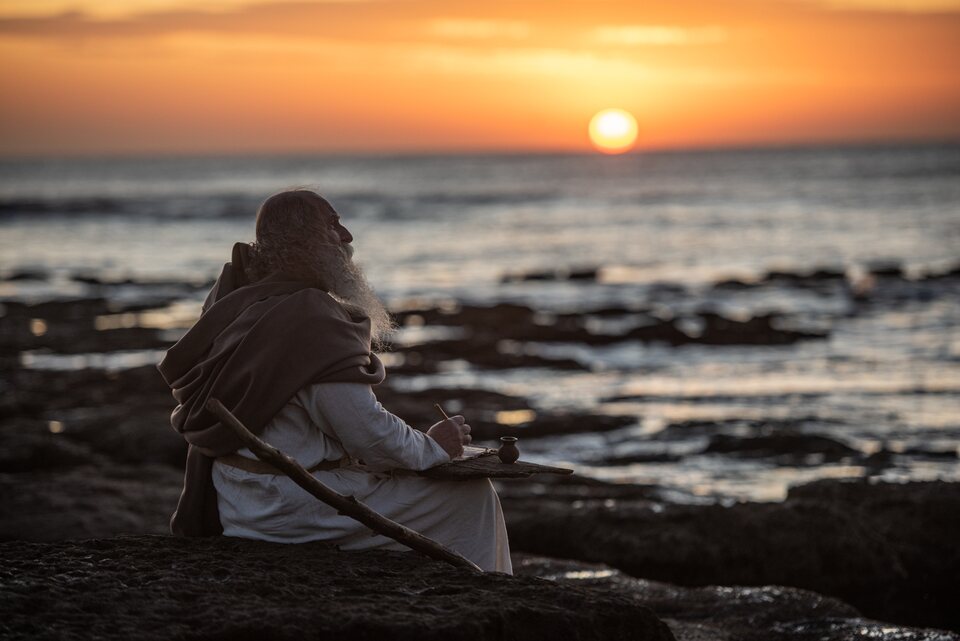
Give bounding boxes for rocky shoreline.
[2,457,957,639]
[2,534,957,641]
[1,536,674,641]
[2,263,959,639]
[500,476,960,634]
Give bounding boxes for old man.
[158,189,511,573]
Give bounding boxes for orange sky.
[0,0,958,155]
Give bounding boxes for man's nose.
[339,226,353,244]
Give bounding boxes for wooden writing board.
[419,451,574,481]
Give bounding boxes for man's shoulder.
[284,287,347,315]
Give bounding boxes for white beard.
[314,245,392,349]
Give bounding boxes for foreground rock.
[0,535,675,641]
[502,478,960,633]
[0,465,181,541]
[515,555,958,641]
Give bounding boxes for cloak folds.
[157,243,385,536]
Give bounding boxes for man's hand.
[426,415,472,459]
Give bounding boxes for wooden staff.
[205,398,482,573]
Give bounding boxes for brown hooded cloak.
[157,243,385,536]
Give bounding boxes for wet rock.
[375,386,531,422]
[766,267,847,285]
[1,365,183,468]
[712,277,757,290]
[860,448,897,470]
[768,618,957,641]
[900,446,958,460]
[392,303,827,355]
[1,297,113,321]
[637,417,846,442]
[69,273,214,290]
[503,478,960,633]
[386,340,587,374]
[0,297,180,356]
[0,419,112,473]
[0,535,675,641]
[704,431,857,464]
[515,555,958,641]
[514,554,960,641]
[867,261,905,278]
[695,312,826,345]
[376,385,634,441]
[2,269,49,281]
[919,263,960,281]
[0,466,182,541]
[59,406,186,469]
[714,267,847,291]
[485,413,634,442]
[591,451,683,466]
[28,326,171,354]
[496,474,662,504]
[500,266,600,283]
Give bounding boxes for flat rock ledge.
[0,535,675,641]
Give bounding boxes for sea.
[2,143,958,503]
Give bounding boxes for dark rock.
[713,267,847,291]
[0,297,113,321]
[68,273,215,290]
[476,413,635,442]
[2,269,48,281]
[375,385,531,427]
[376,385,633,441]
[637,417,847,442]
[919,263,960,281]
[503,479,960,633]
[390,304,827,359]
[766,268,847,285]
[1,364,183,469]
[0,466,182,541]
[867,261,905,278]
[591,452,683,466]
[625,319,691,344]
[712,277,757,290]
[495,474,662,503]
[386,340,587,374]
[0,535,675,641]
[768,618,957,641]
[704,431,858,464]
[696,312,826,345]
[0,297,180,355]
[500,266,600,283]
[861,448,897,469]
[0,419,112,473]
[901,446,958,460]
[515,555,958,641]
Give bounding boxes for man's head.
[250,189,392,348]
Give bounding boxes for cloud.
[808,0,960,11]
[590,25,728,46]
[0,2,402,40]
[427,18,530,40]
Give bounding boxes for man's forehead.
[318,201,340,221]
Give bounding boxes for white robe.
[212,382,512,573]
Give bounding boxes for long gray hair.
[247,190,338,283]
[247,189,393,348]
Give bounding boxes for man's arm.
[303,382,457,471]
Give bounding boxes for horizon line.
[2,136,959,162]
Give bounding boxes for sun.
[588,108,639,154]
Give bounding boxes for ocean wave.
[0,189,559,220]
